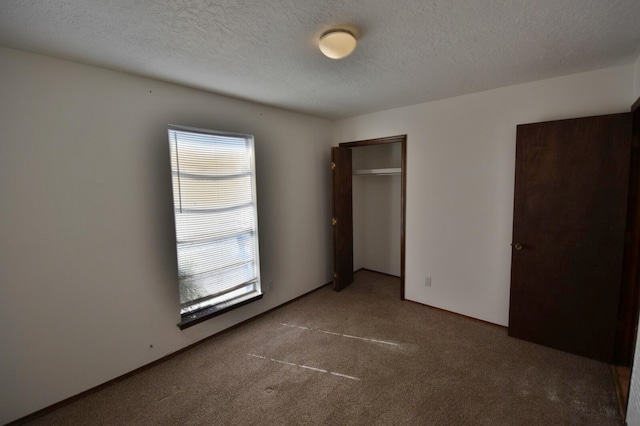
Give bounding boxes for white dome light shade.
[319,30,357,59]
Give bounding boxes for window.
[168,125,262,329]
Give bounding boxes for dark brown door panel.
[331,147,354,291]
[509,113,632,363]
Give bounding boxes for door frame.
[617,96,640,367]
[339,135,407,299]
[619,96,640,419]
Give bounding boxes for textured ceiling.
[1,0,639,120]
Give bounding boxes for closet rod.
[353,167,401,176]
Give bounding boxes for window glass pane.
[177,232,255,277]
[173,175,253,211]
[179,263,256,311]
[174,207,254,242]
[182,283,258,314]
[170,132,250,176]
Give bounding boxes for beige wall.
[0,47,334,424]
[353,175,402,276]
[334,65,635,326]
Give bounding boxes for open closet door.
[331,147,354,291]
[509,113,631,363]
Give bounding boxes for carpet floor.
[27,270,621,425]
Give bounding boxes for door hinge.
[333,272,338,279]
[331,162,336,170]
[332,218,337,226]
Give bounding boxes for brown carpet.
[27,270,621,425]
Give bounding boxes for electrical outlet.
[425,276,431,287]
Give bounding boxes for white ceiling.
[1,0,639,120]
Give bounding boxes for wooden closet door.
[509,113,631,362]
[331,147,354,291]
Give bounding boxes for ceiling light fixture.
[319,29,357,60]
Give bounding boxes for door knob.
[513,243,523,251]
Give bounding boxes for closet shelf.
[353,167,401,176]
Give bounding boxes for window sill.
[178,292,263,330]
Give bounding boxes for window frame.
[167,124,263,330]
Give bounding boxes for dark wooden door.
[509,113,632,363]
[331,147,354,291]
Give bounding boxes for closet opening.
[331,135,407,299]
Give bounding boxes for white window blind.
[168,125,262,328]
